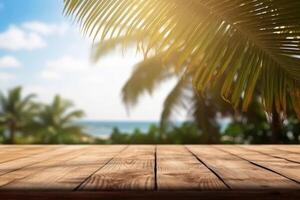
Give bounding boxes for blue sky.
[0,0,178,121]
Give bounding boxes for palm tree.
[94,40,233,143]
[87,35,232,142]
[64,0,300,143]
[31,95,86,144]
[0,87,36,144]
[121,57,233,143]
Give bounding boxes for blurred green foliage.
[107,122,200,144]
[104,118,299,144]
[0,86,299,144]
[0,87,93,144]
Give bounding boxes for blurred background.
[0,0,299,144]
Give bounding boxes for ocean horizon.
[75,120,161,139]
[76,120,229,139]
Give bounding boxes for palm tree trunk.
[271,105,282,144]
[194,96,220,144]
[8,121,16,144]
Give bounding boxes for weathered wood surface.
[187,146,300,189]
[0,145,299,200]
[78,145,155,190]
[157,145,226,190]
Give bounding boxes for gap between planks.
[77,145,156,191]
[74,145,129,190]
[239,145,300,164]
[214,145,300,185]
[184,146,231,189]
[77,145,226,191]
[187,145,300,190]
[0,146,126,190]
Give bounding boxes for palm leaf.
[62,110,85,124]
[64,0,300,118]
[91,37,184,109]
[91,33,148,61]
[122,53,177,108]
[160,77,191,129]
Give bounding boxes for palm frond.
[122,53,175,108]
[92,33,146,61]
[62,110,85,124]
[52,95,74,116]
[64,0,300,118]
[18,94,36,111]
[160,77,191,129]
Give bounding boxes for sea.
[76,120,229,139]
[76,121,159,139]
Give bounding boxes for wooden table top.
[0,145,299,200]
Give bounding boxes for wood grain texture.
[217,145,300,184]
[241,145,300,163]
[0,145,125,190]
[0,146,59,164]
[0,145,299,195]
[237,145,300,154]
[0,146,88,185]
[157,145,227,190]
[79,145,155,191]
[271,145,300,154]
[187,145,300,189]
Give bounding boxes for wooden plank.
[241,145,300,163]
[1,145,126,190]
[0,146,87,177]
[0,145,93,188]
[217,145,300,184]
[157,145,227,190]
[79,145,155,190]
[272,145,300,154]
[187,145,300,189]
[0,146,59,164]
[250,145,300,154]
[0,144,299,194]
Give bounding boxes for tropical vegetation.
[0,87,37,144]
[106,119,300,144]
[0,87,91,144]
[27,95,90,144]
[0,86,299,144]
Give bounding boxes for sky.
[0,0,179,121]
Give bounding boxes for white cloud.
[0,55,22,68]
[22,21,69,36]
[0,21,69,51]
[0,56,22,68]
[40,70,61,80]
[41,56,88,80]
[0,25,46,50]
